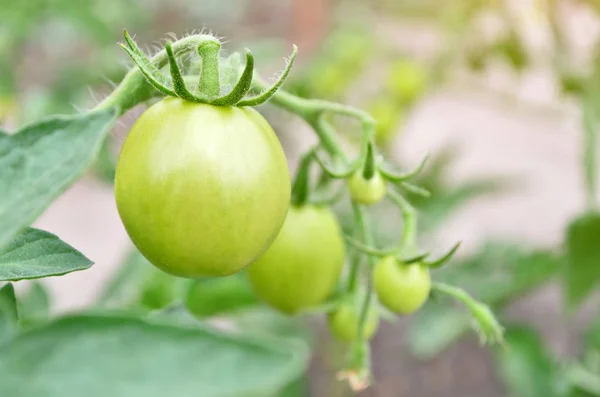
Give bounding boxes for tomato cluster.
[115,98,436,344]
[112,27,443,349]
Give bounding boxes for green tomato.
[247,204,345,314]
[374,256,431,314]
[115,98,291,278]
[347,171,387,205]
[367,98,403,145]
[185,273,258,318]
[327,301,379,343]
[139,269,178,310]
[387,60,428,105]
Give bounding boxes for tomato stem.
[198,41,222,98]
[291,152,313,206]
[95,32,219,115]
[432,282,504,345]
[346,246,362,293]
[351,203,376,339]
[582,94,598,211]
[387,189,417,249]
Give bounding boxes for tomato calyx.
[344,234,461,270]
[119,30,297,108]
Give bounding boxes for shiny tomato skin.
[115,98,290,278]
[247,204,345,314]
[374,256,431,314]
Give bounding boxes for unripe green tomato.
[374,256,431,314]
[327,302,379,343]
[387,60,428,105]
[139,269,177,310]
[347,171,387,205]
[367,98,403,146]
[186,274,258,318]
[115,98,290,278]
[247,204,345,314]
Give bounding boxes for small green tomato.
[247,204,345,314]
[327,301,379,343]
[374,256,431,314]
[139,270,177,310]
[347,171,387,205]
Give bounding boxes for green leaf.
[0,283,18,341]
[566,363,600,397]
[0,228,92,281]
[186,272,259,318]
[409,244,561,358]
[275,374,309,397]
[17,281,50,327]
[0,313,309,397]
[92,136,117,184]
[494,326,558,397]
[564,212,600,308]
[0,108,117,248]
[229,308,313,347]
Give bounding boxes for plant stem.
[291,152,313,206]
[95,34,219,116]
[346,245,362,293]
[198,41,222,98]
[583,95,597,211]
[352,202,376,340]
[387,189,417,250]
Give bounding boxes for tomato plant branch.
[582,95,597,211]
[352,202,376,339]
[346,245,362,293]
[387,189,417,250]
[432,282,504,345]
[290,152,313,207]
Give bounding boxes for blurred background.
[3,0,600,396]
